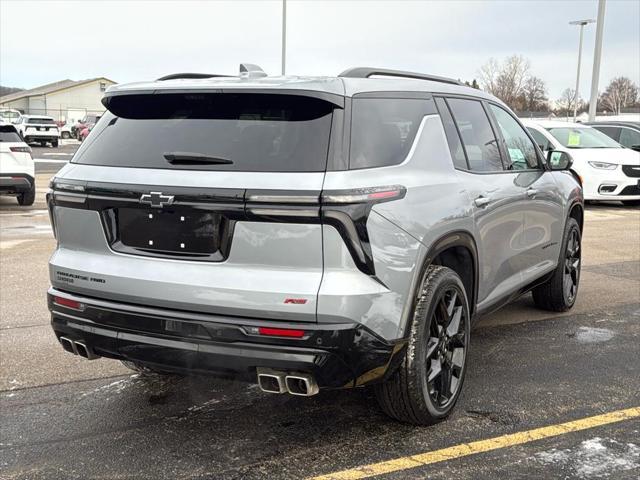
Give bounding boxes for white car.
[0,123,36,206]
[15,115,60,147]
[523,120,640,206]
[0,108,22,124]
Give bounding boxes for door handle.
[474,196,491,208]
[526,188,538,198]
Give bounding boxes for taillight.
[321,185,406,204]
[10,146,31,153]
[53,296,85,311]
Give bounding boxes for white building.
[0,77,116,124]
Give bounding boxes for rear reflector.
[257,327,305,338]
[53,296,84,310]
[321,185,406,204]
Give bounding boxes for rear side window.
[0,126,22,142]
[447,98,503,172]
[74,94,335,172]
[349,98,427,169]
[434,97,468,170]
[619,127,640,148]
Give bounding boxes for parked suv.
[1,123,35,205]
[47,65,583,424]
[16,115,60,147]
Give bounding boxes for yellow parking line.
[309,406,640,480]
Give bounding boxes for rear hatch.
[0,125,33,174]
[49,92,340,322]
[24,117,59,137]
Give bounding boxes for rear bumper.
[0,174,34,193]
[48,288,405,389]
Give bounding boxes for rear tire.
[532,217,581,312]
[51,139,59,148]
[622,200,640,207]
[17,186,35,206]
[375,265,470,425]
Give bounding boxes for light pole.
[569,19,595,122]
[588,0,607,121]
[281,0,287,76]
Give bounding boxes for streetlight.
[569,19,595,122]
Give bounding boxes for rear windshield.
[0,126,22,142]
[73,93,335,172]
[26,117,56,125]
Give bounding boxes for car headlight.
[588,161,617,170]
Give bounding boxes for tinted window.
[25,117,55,125]
[547,127,621,149]
[619,127,640,148]
[0,126,22,142]
[447,98,503,172]
[489,105,539,170]
[592,126,621,142]
[527,127,553,151]
[435,97,468,169]
[73,94,334,172]
[350,98,426,169]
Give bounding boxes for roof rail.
[339,67,463,86]
[156,73,234,81]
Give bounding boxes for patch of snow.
[574,327,615,344]
[535,437,640,478]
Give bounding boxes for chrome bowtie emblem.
[140,192,174,208]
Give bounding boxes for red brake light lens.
[257,327,305,338]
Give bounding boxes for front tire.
[375,266,470,425]
[61,132,70,139]
[532,217,581,312]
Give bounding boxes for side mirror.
[547,150,573,170]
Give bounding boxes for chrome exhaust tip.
[257,368,287,394]
[74,341,99,360]
[59,336,77,355]
[285,373,319,396]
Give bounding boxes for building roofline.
[0,77,117,104]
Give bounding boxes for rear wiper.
[164,152,233,165]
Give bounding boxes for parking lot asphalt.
[0,173,639,479]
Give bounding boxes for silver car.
[47,65,583,424]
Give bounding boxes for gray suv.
[47,65,583,424]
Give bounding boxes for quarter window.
[489,105,540,170]
[527,127,553,151]
[349,98,427,169]
[446,98,503,172]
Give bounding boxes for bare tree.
[478,55,531,109]
[556,88,580,116]
[600,77,638,114]
[521,76,548,112]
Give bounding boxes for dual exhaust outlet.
[257,368,319,397]
[59,336,99,360]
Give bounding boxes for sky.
[1,0,639,101]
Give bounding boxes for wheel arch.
[568,201,584,233]
[403,231,478,339]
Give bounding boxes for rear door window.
[349,98,427,169]
[446,98,503,172]
[435,97,468,170]
[618,128,640,148]
[74,93,335,172]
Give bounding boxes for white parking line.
[34,159,68,164]
[37,153,72,157]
